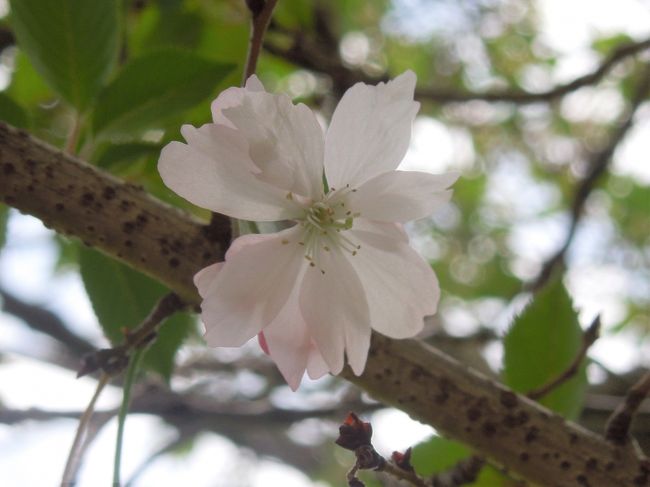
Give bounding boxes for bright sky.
[1,0,649,485]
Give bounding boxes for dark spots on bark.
[410,366,425,381]
[124,240,133,247]
[576,474,591,486]
[2,162,15,175]
[26,185,34,192]
[103,187,116,200]
[586,458,598,471]
[169,257,180,268]
[519,452,529,462]
[373,373,382,381]
[467,408,482,422]
[560,461,571,470]
[500,390,518,409]
[45,166,54,179]
[202,251,213,261]
[86,225,95,232]
[569,433,579,445]
[120,199,132,211]
[605,461,615,471]
[481,421,496,438]
[136,213,149,227]
[80,192,94,206]
[525,426,540,443]
[122,221,135,234]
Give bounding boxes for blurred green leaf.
[95,142,163,170]
[411,436,510,485]
[79,246,193,381]
[6,51,53,108]
[9,0,120,110]
[92,50,234,137]
[503,278,587,419]
[0,92,30,128]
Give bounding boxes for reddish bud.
[336,412,373,450]
[391,447,414,472]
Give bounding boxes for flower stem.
[242,0,279,83]
[113,350,144,485]
[61,373,109,485]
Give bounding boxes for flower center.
[288,190,361,274]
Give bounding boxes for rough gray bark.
[1,122,648,486]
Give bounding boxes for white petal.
[210,76,265,128]
[324,71,419,188]
[223,91,325,199]
[158,123,300,221]
[201,227,306,347]
[245,75,265,92]
[194,262,223,299]
[348,220,439,338]
[306,348,330,380]
[347,170,458,222]
[260,267,311,390]
[299,250,370,375]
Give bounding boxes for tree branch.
[606,371,650,447]
[1,122,648,485]
[529,63,650,291]
[0,286,94,358]
[265,24,650,104]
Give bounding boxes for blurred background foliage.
[0,0,649,485]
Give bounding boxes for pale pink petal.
[259,266,311,390]
[347,219,439,338]
[158,123,301,221]
[223,91,324,199]
[200,226,306,347]
[194,262,223,299]
[324,71,419,188]
[211,75,265,128]
[306,348,330,379]
[347,171,458,222]
[299,250,370,375]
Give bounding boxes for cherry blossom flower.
[158,71,457,390]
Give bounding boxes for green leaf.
[9,0,120,110]
[92,50,234,137]
[78,246,193,380]
[411,436,510,486]
[95,142,162,170]
[503,278,588,419]
[0,92,30,128]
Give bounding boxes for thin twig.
[60,374,110,486]
[380,461,428,487]
[529,63,650,291]
[77,292,186,378]
[606,371,650,446]
[113,350,145,486]
[243,0,279,82]
[527,316,601,400]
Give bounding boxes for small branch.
[60,374,110,486]
[527,316,600,400]
[529,63,650,291]
[265,20,650,104]
[243,0,279,82]
[0,286,94,358]
[606,372,650,446]
[430,455,485,487]
[77,292,186,378]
